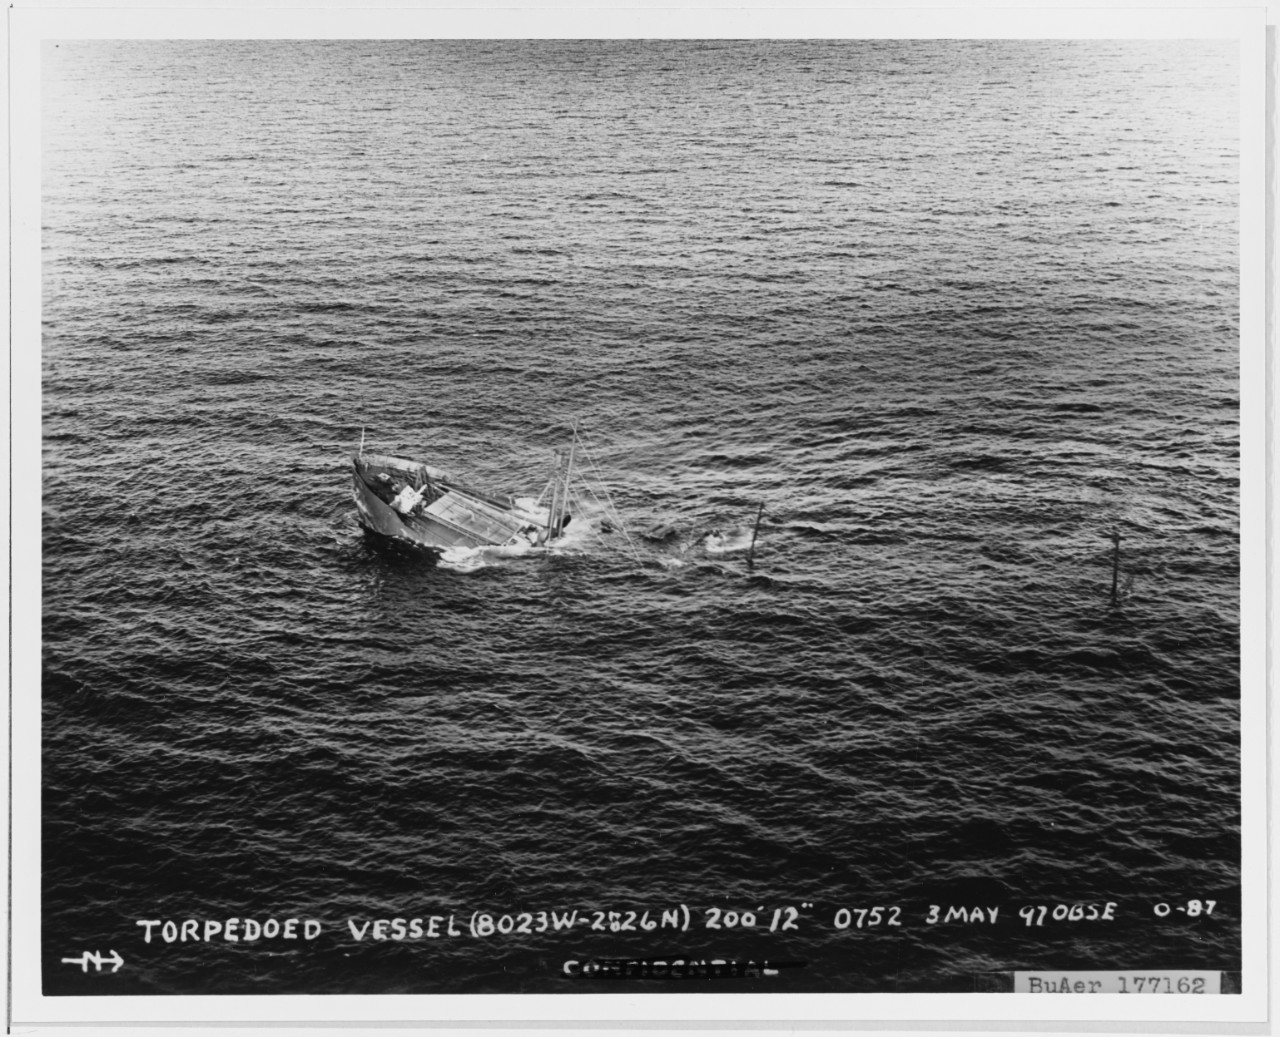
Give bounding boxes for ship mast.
[559,427,577,536]
[546,450,563,544]
[540,426,578,545]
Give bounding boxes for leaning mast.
[540,425,578,545]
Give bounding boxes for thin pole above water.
[747,502,765,568]
[1110,530,1122,607]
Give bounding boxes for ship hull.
[351,466,445,553]
[351,454,541,553]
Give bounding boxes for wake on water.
[435,516,752,574]
[436,502,614,572]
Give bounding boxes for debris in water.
[641,522,679,541]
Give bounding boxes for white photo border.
[8,2,1271,1029]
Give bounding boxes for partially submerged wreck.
[351,436,578,555]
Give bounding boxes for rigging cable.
[577,430,645,565]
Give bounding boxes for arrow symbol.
[60,950,123,973]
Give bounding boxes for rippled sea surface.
[41,40,1240,995]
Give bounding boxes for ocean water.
[40,39,1240,995]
